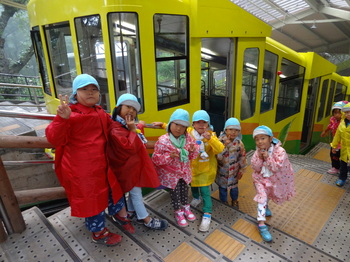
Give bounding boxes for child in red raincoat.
[107,93,168,230]
[46,74,132,246]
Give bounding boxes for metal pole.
[0,197,13,234]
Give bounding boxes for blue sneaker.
[265,207,272,217]
[258,225,273,242]
[336,179,346,187]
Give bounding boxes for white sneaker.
[199,214,211,232]
[190,197,201,207]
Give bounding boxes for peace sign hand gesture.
[57,94,71,119]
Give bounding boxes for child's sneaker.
[144,217,168,230]
[190,197,202,207]
[231,200,239,209]
[111,214,135,234]
[258,225,272,242]
[336,179,346,187]
[327,167,339,174]
[175,210,188,227]
[182,204,196,221]
[199,213,211,232]
[92,227,122,246]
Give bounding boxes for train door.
[301,77,319,150]
[201,38,234,132]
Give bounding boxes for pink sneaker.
[327,167,339,174]
[182,204,196,221]
[175,210,188,227]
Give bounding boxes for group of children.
[46,73,296,246]
[325,100,350,187]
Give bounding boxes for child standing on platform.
[152,109,199,227]
[46,74,129,246]
[251,125,295,242]
[321,101,347,174]
[188,110,224,232]
[331,103,350,187]
[216,118,247,208]
[107,94,168,230]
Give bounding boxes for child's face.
[225,128,240,139]
[120,104,137,120]
[254,134,273,150]
[333,109,342,120]
[193,120,209,134]
[345,111,350,121]
[170,122,187,138]
[76,84,100,107]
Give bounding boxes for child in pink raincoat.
[152,109,199,227]
[251,125,295,242]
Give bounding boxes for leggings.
[169,179,189,211]
[257,199,268,222]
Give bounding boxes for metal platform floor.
[1,143,349,262]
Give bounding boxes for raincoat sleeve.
[264,146,287,172]
[330,125,341,149]
[205,133,225,155]
[45,115,70,146]
[152,137,177,166]
[251,150,264,172]
[238,141,247,173]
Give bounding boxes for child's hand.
[170,150,179,158]
[57,94,71,119]
[331,148,337,154]
[320,130,327,137]
[237,172,243,180]
[260,149,268,159]
[125,115,136,132]
[189,144,197,154]
[202,131,211,140]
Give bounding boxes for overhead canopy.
[231,0,350,75]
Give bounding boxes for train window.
[154,14,189,110]
[275,58,305,123]
[31,27,51,95]
[261,51,277,113]
[334,82,346,102]
[317,79,329,122]
[325,80,336,117]
[44,22,76,99]
[108,13,143,112]
[75,15,110,111]
[241,48,259,120]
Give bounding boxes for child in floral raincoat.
[152,109,199,227]
[251,125,295,242]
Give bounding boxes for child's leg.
[337,160,348,186]
[257,200,272,242]
[190,186,202,207]
[218,186,228,203]
[191,186,200,200]
[109,194,135,234]
[128,187,149,220]
[198,186,212,232]
[170,180,188,227]
[229,186,239,201]
[86,211,122,245]
[200,186,212,214]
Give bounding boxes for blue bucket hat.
[342,103,350,112]
[253,125,279,144]
[69,74,100,104]
[192,110,210,124]
[116,93,141,112]
[167,109,190,131]
[224,117,241,131]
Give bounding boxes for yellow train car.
[27,0,348,154]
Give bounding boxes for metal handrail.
[0,110,55,120]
